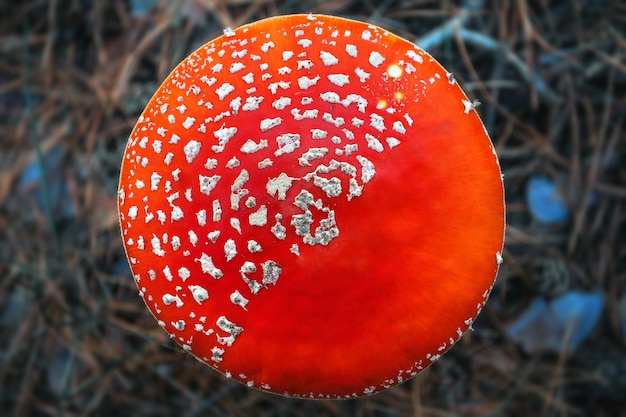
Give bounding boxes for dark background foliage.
[1,0,625,416]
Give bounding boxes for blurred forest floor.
[1,0,625,416]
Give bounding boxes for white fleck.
[230,169,249,211]
[278,66,291,75]
[369,113,386,132]
[230,218,242,234]
[204,158,218,170]
[230,290,249,310]
[343,93,368,112]
[386,137,401,149]
[404,113,414,126]
[463,99,480,114]
[189,285,209,304]
[199,174,220,195]
[282,51,294,61]
[229,62,245,73]
[212,199,222,222]
[348,178,363,200]
[356,155,376,183]
[245,197,256,208]
[258,158,273,169]
[406,49,424,64]
[242,96,263,111]
[362,30,372,40]
[223,27,235,37]
[290,244,300,256]
[328,74,349,87]
[322,113,344,127]
[392,120,407,134]
[200,75,217,86]
[195,253,223,279]
[274,133,301,156]
[362,133,383,152]
[355,67,370,83]
[291,108,318,120]
[261,260,281,285]
[240,138,268,154]
[188,230,198,246]
[352,117,364,127]
[163,266,173,281]
[230,97,242,114]
[182,116,196,129]
[266,173,294,200]
[297,60,314,70]
[178,267,191,282]
[184,140,202,163]
[320,51,339,66]
[247,240,262,253]
[151,235,165,256]
[212,126,237,153]
[171,236,181,250]
[150,172,162,191]
[368,51,385,68]
[260,117,282,131]
[346,44,358,57]
[216,316,243,339]
[226,157,240,168]
[299,147,329,166]
[216,83,235,100]
[162,293,183,308]
[312,175,342,198]
[298,75,320,90]
[260,41,275,53]
[496,252,503,265]
[232,48,247,58]
[311,129,328,139]
[208,230,220,243]
[152,140,162,154]
[271,214,286,240]
[224,239,237,261]
[249,205,268,226]
[297,39,313,48]
[211,347,224,362]
[272,97,291,110]
[242,72,255,84]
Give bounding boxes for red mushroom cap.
[118,14,505,398]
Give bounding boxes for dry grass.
[1,0,625,416]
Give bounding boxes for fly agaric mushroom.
[118,14,505,398]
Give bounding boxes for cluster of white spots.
[118,15,428,381]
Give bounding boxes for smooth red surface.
[118,15,505,398]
